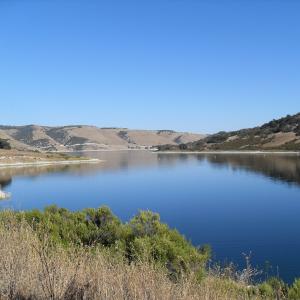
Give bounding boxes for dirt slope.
[0,125,205,152]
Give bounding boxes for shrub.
[128,211,210,280]
[0,138,11,149]
[10,206,210,281]
[0,217,257,300]
[258,282,274,298]
[288,278,300,299]
[258,277,288,299]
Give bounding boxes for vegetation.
[158,113,300,152]
[10,206,209,281]
[0,138,11,150]
[0,206,299,299]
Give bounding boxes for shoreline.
[53,148,151,153]
[0,158,102,169]
[156,150,300,155]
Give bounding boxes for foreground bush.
[0,216,262,300]
[288,279,300,299]
[0,207,299,299]
[7,206,210,280]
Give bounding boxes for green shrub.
[267,277,288,298]
[258,277,290,299]
[288,278,300,299]
[258,282,274,298]
[6,206,210,281]
[128,211,209,280]
[0,138,11,149]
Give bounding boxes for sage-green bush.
[4,206,210,280]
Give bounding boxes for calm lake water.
[1,151,300,283]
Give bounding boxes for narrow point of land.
[0,149,101,168]
[55,148,152,153]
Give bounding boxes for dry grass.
[0,217,262,300]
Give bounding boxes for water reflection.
[157,153,300,186]
[0,163,100,191]
[203,154,300,186]
[0,177,12,189]
[1,152,300,189]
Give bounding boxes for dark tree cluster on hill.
[0,138,11,150]
[158,113,300,152]
[261,113,300,135]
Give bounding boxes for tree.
[0,139,11,149]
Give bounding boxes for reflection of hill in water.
[1,151,300,188]
[0,177,12,188]
[0,163,100,189]
[157,153,300,186]
[203,154,300,186]
[0,151,160,188]
[0,151,189,188]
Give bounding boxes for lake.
[1,151,300,283]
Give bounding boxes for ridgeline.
[158,113,300,152]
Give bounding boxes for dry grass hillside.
[0,125,205,152]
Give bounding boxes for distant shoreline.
[0,158,101,169]
[156,150,300,155]
[56,149,300,155]
[54,148,150,153]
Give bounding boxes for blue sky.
[0,0,299,133]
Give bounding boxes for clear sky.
[0,0,299,133]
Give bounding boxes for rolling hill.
[158,113,300,152]
[0,125,205,152]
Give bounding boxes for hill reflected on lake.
[204,153,300,186]
[156,153,300,186]
[1,152,300,190]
